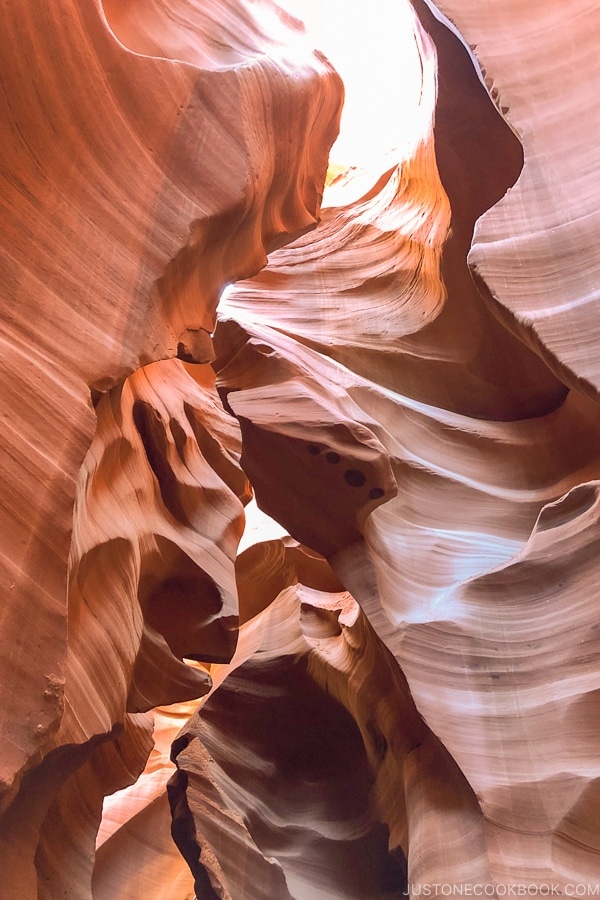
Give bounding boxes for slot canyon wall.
[1,0,600,897]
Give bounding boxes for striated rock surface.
[204,0,600,891]
[0,0,341,895]
[434,0,600,394]
[169,538,497,896]
[3,0,600,895]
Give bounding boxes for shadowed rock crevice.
[167,758,221,900]
[412,0,570,419]
[172,654,410,899]
[167,539,495,893]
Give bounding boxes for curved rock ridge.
[90,537,353,898]
[67,360,249,733]
[169,538,496,897]
[219,0,567,423]
[211,321,600,887]
[0,0,340,804]
[396,481,600,885]
[102,0,315,72]
[218,11,449,356]
[205,0,600,889]
[0,0,341,893]
[434,0,600,394]
[0,358,252,896]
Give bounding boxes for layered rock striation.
[2,0,600,896]
[0,0,341,895]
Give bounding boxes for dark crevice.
[178,654,410,898]
[138,535,236,664]
[413,0,571,418]
[183,400,250,502]
[132,399,191,527]
[167,769,220,900]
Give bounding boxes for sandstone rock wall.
[2,0,600,896]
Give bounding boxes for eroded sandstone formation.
[2,0,600,896]
[0,0,340,895]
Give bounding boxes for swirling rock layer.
[3,0,600,895]
[207,0,600,890]
[0,0,341,895]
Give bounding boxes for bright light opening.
[278,0,427,173]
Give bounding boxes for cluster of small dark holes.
[305,443,386,499]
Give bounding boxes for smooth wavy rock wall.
[2,0,600,896]
[0,0,340,895]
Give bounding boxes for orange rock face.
[2,0,600,896]
[0,0,340,895]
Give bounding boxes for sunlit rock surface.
[207,0,600,890]
[2,0,600,895]
[0,0,340,895]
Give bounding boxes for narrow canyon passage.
[2,0,600,897]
